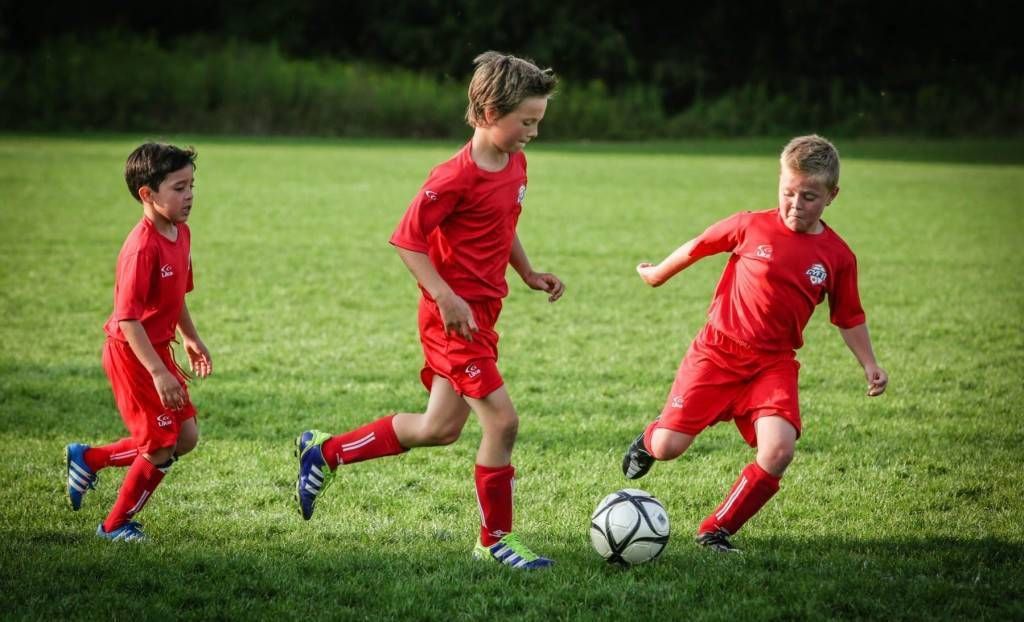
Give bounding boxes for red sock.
[321,414,407,470]
[84,438,139,472]
[698,462,781,536]
[102,455,166,532]
[475,464,515,546]
[642,420,660,456]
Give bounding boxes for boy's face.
[143,165,195,224]
[777,166,838,233]
[485,96,549,153]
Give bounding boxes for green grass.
[1,135,1022,620]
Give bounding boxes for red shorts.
[418,296,504,399]
[102,338,196,454]
[657,324,801,447]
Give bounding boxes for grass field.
[1,135,1022,620]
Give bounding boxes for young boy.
[65,143,212,541]
[622,135,888,552]
[295,51,563,569]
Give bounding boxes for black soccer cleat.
[695,529,741,553]
[621,432,655,480]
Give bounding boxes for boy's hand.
[184,337,213,378]
[523,271,565,302]
[636,262,664,287]
[436,290,478,341]
[153,368,187,410]
[864,364,888,396]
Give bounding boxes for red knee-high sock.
[699,462,781,536]
[321,414,407,470]
[642,420,660,456]
[84,438,139,472]
[476,464,515,546]
[102,456,166,532]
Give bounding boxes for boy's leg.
[295,376,467,520]
[66,437,140,511]
[99,444,176,537]
[465,386,552,569]
[697,416,795,550]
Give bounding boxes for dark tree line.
[2,0,1018,114]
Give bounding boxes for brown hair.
[125,142,198,202]
[465,51,557,128]
[780,135,840,189]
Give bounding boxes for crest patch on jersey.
[806,263,827,285]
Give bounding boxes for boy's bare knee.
[145,444,176,465]
[757,444,794,475]
[650,429,692,461]
[423,423,462,446]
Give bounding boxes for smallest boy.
[65,143,211,542]
[623,135,888,552]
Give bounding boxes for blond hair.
[781,135,840,189]
[465,51,557,128]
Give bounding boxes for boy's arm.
[636,237,702,287]
[395,246,478,341]
[509,234,564,303]
[119,320,188,410]
[838,323,888,396]
[177,302,212,378]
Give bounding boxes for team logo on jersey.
[756,244,773,259]
[156,413,173,428]
[671,395,684,409]
[517,184,527,204]
[466,364,482,378]
[160,264,174,278]
[424,190,439,201]
[806,263,827,285]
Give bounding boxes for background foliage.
[1,1,1020,138]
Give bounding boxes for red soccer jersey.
[103,217,194,344]
[689,209,865,351]
[390,142,527,301]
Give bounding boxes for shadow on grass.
[2,530,1021,620]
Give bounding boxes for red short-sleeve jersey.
[689,209,865,351]
[390,142,527,301]
[103,218,194,344]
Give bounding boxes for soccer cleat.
[96,521,147,542]
[66,443,98,511]
[621,432,655,480]
[473,533,554,570]
[294,429,334,520]
[695,529,741,553]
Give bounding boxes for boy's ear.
[829,186,840,204]
[483,106,500,126]
[138,185,153,203]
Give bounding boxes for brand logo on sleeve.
[517,185,527,204]
[671,395,684,409]
[424,190,439,201]
[160,264,174,278]
[805,263,828,286]
[755,245,773,259]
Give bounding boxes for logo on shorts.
[671,395,684,409]
[424,190,439,201]
[465,364,481,379]
[156,413,173,427]
[160,264,174,278]
[517,184,527,204]
[756,244,773,259]
[805,263,827,286]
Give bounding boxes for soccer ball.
[590,488,670,566]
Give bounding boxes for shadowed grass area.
[1,135,1022,620]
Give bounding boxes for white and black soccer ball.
[590,488,670,567]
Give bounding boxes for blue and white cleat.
[66,443,98,511]
[295,430,334,520]
[96,521,147,542]
[473,533,555,570]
